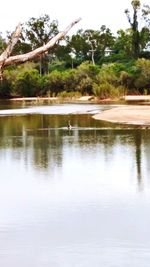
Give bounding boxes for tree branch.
[0,24,21,79]
[0,18,81,68]
[125,9,132,26]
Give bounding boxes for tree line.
[0,0,150,99]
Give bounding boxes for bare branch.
[0,24,21,79]
[1,18,81,68]
[125,9,132,26]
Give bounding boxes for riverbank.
[9,94,150,103]
[10,97,58,102]
[7,95,150,126]
[8,96,100,104]
[93,105,150,126]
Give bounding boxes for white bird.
[67,120,72,129]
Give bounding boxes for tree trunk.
[0,18,81,79]
[0,24,21,80]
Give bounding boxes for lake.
[0,102,150,267]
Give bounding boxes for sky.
[0,0,146,37]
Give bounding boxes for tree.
[125,0,141,57]
[94,25,115,63]
[114,29,133,59]
[0,18,81,80]
[68,26,115,65]
[23,15,59,75]
[24,15,58,49]
[68,29,89,65]
[125,0,150,58]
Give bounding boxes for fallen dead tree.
[0,18,81,80]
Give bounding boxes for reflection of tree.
[142,130,150,176]
[32,128,63,169]
[0,114,64,172]
[33,136,50,169]
[0,111,149,186]
[134,130,142,186]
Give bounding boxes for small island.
[93,104,150,126]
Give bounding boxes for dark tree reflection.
[134,130,142,187]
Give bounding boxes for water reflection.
[134,130,142,187]
[0,105,150,267]
[0,113,149,188]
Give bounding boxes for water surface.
[0,102,150,267]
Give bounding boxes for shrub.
[62,69,77,92]
[134,58,150,91]
[44,70,64,96]
[95,63,119,87]
[57,91,81,99]
[93,82,124,99]
[76,76,93,95]
[0,78,12,98]
[119,71,134,90]
[14,69,40,97]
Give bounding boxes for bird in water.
[67,120,72,129]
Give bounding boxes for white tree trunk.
[0,18,81,79]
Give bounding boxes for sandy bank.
[10,97,58,101]
[93,105,150,126]
[9,96,96,102]
[123,95,150,102]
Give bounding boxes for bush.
[57,91,81,99]
[119,71,134,90]
[14,69,41,97]
[134,58,150,92]
[76,76,93,95]
[0,78,12,98]
[93,82,124,99]
[63,69,77,92]
[95,63,119,87]
[44,70,64,96]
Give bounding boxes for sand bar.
[93,105,150,125]
[10,97,58,101]
[123,95,150,101]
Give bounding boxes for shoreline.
[7,94,150,103]
[9,97,58,101]
[93,105,150,126]
[3,96,150,126]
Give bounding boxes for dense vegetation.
[0,0,150,99]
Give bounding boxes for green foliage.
[92,63,125,98]
[119,71,134,90]
[10,15,59,74]
[62,69,77,92]
[95,64,119,86]
[68,26,115,65]
[93,82,124,99]
[14,69,40,97]
[0,7,150,99]
[72,62,99,95]
[125,0,150,58]
[0,79,12,98]
[68,29,89,64]
[43,70,64,96]
[23,15,58,49]
[134,58,150,90]
[76,76,93,95]
[1,57,150,99]
[57,91,81,99]
[76,61,100,77]
[114,29,133,58]
[48,59,66,72]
